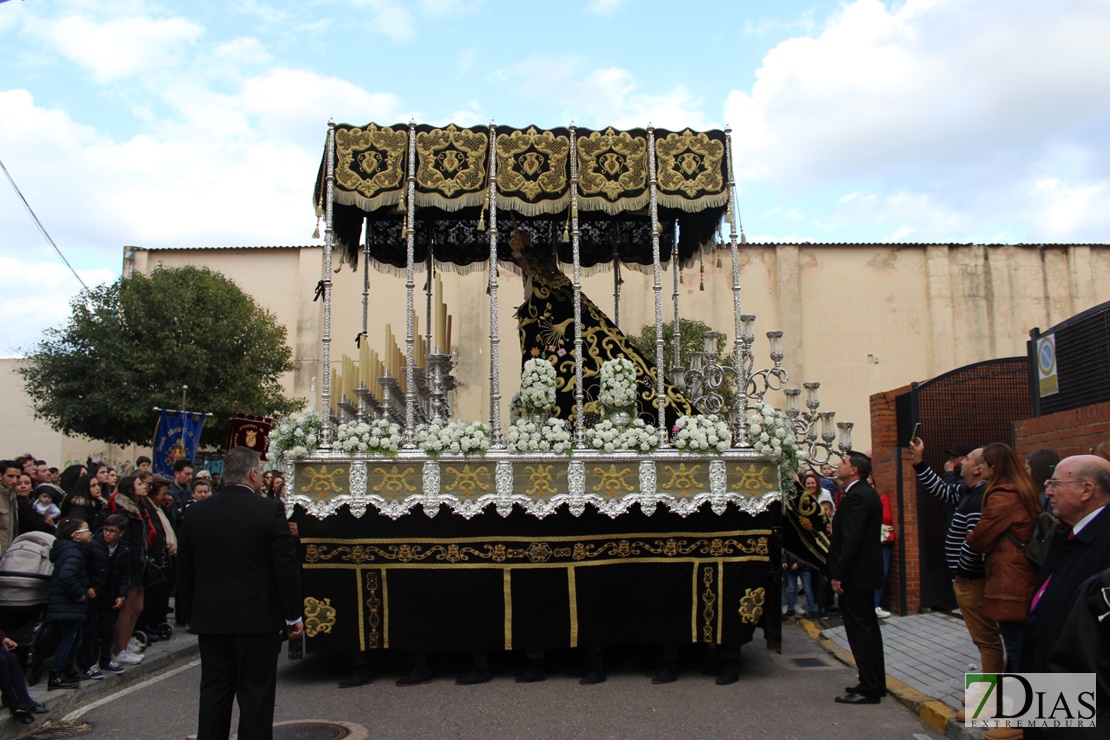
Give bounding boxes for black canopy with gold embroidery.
[315,123,732,273]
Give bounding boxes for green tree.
[20,265,300,448]
[628,318,736,411]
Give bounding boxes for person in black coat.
[1021,454,1110,740]
[177,446,303,740]
[46,518,93,690]
[828,451,887,704]
[80,514,131,676]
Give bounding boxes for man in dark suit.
[177,446,302,740]
[828,451,886,704]
[1020,454,1110,740]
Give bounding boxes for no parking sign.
[1037,334,1058,397]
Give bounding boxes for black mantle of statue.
[292,503,779,655]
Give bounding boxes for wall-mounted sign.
[1037,334,1058,397]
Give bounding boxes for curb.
[4,634,200,737]
[798,618,983,740]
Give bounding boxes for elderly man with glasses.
[1018,454,1110,740]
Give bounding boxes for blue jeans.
[998,620,1023,672]
[786,569,814,613]
[51,621,84,673]
[875,545,893,608]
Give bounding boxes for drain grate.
[790,657,830,668]
[273,722,353,740]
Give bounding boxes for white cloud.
[24,13,203,83]
[349,0,416,41]
[215,37,272,66]
[725,0,1110,242]
[0,259,118,357]
[495,54,713,129]
[586,0,629,15]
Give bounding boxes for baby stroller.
[0,532,58,685]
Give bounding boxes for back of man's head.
[222,447,260,487]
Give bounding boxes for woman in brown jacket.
[967,442,1040,672]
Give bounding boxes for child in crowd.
[46,518,92,690]
[34,491,61,524]
[80,514,131,678]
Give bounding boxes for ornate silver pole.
[612,258,621,329]
[647,126,668,447]
[362,241,370,339]
[403,121,417,445]
[486,121,502,446]
[671,237,681,367]
[724,126,747,446]
[569,124,585,447]
[425,252,433,360]
[320,120,336,449]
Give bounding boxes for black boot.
[652,661,678,684]
[579,647,606,685]
[516,652,546,683]
[395,653,431,686]
[48,672,79,691]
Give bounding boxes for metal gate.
[895,358,1031,610]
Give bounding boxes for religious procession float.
[273,121,850,662]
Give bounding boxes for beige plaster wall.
[5,243,1107,461]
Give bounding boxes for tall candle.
[446,314,452,353]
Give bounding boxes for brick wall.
[870,385,923,615]
[1014,400,1110,459]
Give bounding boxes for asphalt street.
[41,621,943,740]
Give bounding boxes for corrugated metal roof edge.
[130,242,1110,250]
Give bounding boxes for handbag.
[143,562,168,590]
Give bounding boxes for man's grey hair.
[223,446,261,486]
[1076,458,1110,496]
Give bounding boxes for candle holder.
[354,383,383,423]
[426,353,457,423]
[378,374,405,427]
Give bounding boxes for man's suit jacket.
[1023,505,1110,672]
[177,484,301,634]
[828,480,884,590]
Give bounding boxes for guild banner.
[226,413,273,459]
[152,409,206,476]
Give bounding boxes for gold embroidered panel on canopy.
[314,123,732,273]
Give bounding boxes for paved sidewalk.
[803,611,984,739]
[1,628,199,736]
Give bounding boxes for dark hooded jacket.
[47,538,89,622]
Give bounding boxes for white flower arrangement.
[505,417,573,454]
[671,414,732,453]
[747,403,801,488]
[335,418,402,456]
[598,357,637,410]
[585,417,661,453]
[415,420,490,457]
[268,408,323,462]
[520,358,557,415]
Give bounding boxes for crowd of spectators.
[0,452,286,712]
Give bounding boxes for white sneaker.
[126,638,146,654]
[115,650,144,665]
[875,607,892,619]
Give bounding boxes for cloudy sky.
[2,0,1109,355]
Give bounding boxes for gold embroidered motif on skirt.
[304,596,337,637]
[738,587,765,625]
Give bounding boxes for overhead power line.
[0,155,88,291]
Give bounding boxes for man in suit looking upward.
[829,451,887,704]
[177,446,303,740]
